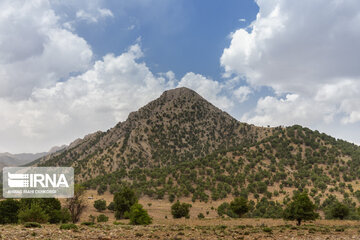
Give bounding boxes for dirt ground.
[1,219,360,240]
[1,190,360,239]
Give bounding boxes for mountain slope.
[35,87,266,180]
[33,87,360,213]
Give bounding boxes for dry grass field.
[1,190,349,239]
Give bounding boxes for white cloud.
[76,8,113,23]
[177,72,234,110]
[0,40,237,152]
[238,18,246,22]
[0,0,93,100]
[221,0,360,142]
[234,86,252,103]
[0,44,176,152]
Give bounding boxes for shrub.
[94,199,107,212]
[230,197,249,218]
[97,214,109,222]
[169,193,176,203]
[60,223,78,230]
[19,198,63,224]
[114,186,138,219]
[107,202,115,211]
[0,199,20,224]
[329,202,349,220]
[171,201,192,219]
[24,222,42,228]
[18,203,49,223]
[49,208,71,224]
[129,203,152,225]
[283,192,318,225]
[263,227,273,233]
[197,213,205,219]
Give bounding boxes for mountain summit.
[32,88,360,205]
[35,87,263,180]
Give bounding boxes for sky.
[0,0,360,153]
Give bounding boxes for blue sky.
[0,0,359,153]
[74,0,258,80]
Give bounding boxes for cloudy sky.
[1,0,360,153]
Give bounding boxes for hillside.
[35,87,265,179]
[32,87,360,217]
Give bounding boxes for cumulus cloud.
[177,73,234,110]
[0,41,236,152]
[0,44,172,152]
[76,8,113,23]
[221,0,360,140]
[0,0,93,100]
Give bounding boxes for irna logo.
[7,172,69,188]
[3,167,74,198]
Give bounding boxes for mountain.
[0,145,67,169]
[34,87,267,178]
[32,87,360,214]
[0,152,47,168]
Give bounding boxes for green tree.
[129,203,152,225]
[94,199,107,212]
[20,198,64,224]
[114,186,138,219]
[18,203,49,223]
[283,192,318,225]
[171,201,192,219]
[0,199,20,224]
[230,197,249,218]
[330,202,349,220]
[107,202,115,211]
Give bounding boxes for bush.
[283,192,318,225]
[0,199,20,224]
[97,214,109,222]
[129,203,152,225]
[107,202,115,211]
[19,198,63,224]
[60,223,78,230]
[263,227,273,233]
[230,197,249,218]
[169,193,176,203]
[24,222,42,228]
[171,201,192,219]
[114,186,138,219]
[329,202,349,220]
[94,199,107,212]
[197,213,205,219]
[18,203,49,223]
[49,208,71,224]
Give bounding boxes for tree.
[129,203,152,225]
[230,197,249,218]
[107,202,115,211]
[66,184,86,223]
[283,192,318,225]
[18,203,49,223]
[114,186,138,219]
[330,202,349,220]
[19,198,69,224]
[0,199,20,224]
[94,199,107,212]
[97,214,109,222]
[171,201,192,219]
